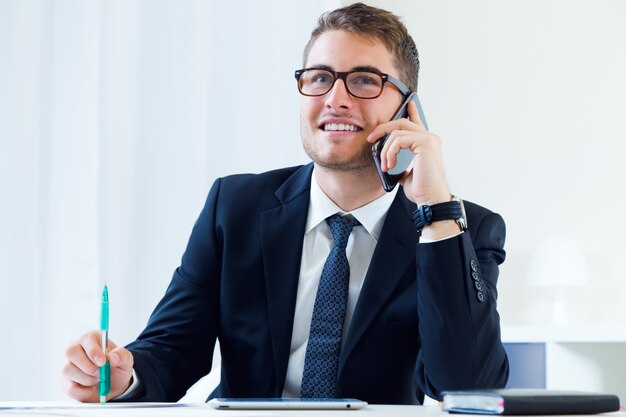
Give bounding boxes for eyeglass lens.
[299,69,383,98]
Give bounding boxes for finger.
[63,379,99,403]
[79,331,107,367]
[61,361,99,387]
[366,118,419,144]
[65,342,101,378]
[108,346,134,371]
[382,129,440,166]
[406,99,425,129]
[381,131,419,171]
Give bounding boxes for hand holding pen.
[60,285,135,403]
[99,284,110,403]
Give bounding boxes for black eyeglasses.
[294,68,411,99]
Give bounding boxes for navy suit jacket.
[125,164,509,404]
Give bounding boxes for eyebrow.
[307,64,384,74]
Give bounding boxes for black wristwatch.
[413,195,467,234]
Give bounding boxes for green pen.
[99,284,110,404]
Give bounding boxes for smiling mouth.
[322,123,362,132]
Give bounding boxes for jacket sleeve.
[414,210,509,400]
[122,178,224,401]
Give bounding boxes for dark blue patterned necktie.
[301,214,360,399]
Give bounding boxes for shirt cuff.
[114,369,140,400]
[419,231,463,244]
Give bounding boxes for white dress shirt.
[118,170,463,400]
[281,172,398,397]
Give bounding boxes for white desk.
[2,403,417,417]
[0,403,624,417]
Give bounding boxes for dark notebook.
[441,389,621,415]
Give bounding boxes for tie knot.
[326,214,360,250]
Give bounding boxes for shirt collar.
[305,169,399,241]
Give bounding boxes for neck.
[314,164,386,211]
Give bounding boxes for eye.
[307,70,333,84]
[313,75,330,83]
[351,73,381,87]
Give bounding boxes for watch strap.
[413,200,463,233]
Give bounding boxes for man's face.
[300,30,404,173]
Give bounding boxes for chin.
[301,128,375,172]
[306,148,375,173]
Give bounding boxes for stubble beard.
[301,135,376,175]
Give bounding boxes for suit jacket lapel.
[339,190,417,371]
[260,164,312,393]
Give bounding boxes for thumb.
[108,346,134,371]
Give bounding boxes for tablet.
[207,398,368,410]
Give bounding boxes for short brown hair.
[303,2,419,92]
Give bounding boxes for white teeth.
[324,123,358,132]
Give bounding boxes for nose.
[324,78,353,110]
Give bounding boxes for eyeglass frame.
[294,67,412,99]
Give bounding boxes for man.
[61,3,509,405]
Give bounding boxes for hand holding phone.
[371,93,428,192]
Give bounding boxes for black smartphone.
[371,92,428,192]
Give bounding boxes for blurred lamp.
[527,236,588,325]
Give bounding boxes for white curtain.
[0,0,336,400]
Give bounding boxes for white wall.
[367,0,626,327]
[1,0,625,402]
